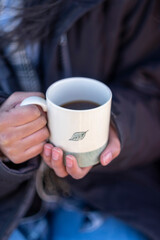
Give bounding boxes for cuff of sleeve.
[0,156,40,175]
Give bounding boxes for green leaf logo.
[69,130,88,141]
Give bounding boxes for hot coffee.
[61,100,100,110]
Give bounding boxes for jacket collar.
[44,0,106,83]
[52,0,106,44]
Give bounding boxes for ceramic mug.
[20,77,112,167]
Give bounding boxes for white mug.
[21,77,112,167]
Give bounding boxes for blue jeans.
[9,216,50,240]
[9,205,148,240]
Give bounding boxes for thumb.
[100,125,121,166]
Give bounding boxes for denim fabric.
[9,207,148,240]
[51,207,149,240]
[9,216,49,240]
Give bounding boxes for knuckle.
[38,144,44,153]
[7,147,22,163]
[7,147,14,156]
[11,155,22,164]
[0,133,10,146]
[42,127,50,139]
[35,143,45,155]
[39,116,47,127]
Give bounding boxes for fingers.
[65,155,92,179]
[0,115,47,147]
[12,141,46,164]
[42,125,121,178]
[15,114,47,139]
[1,91,45,112]
[42,144,68,177]
[0,105,43,130]
[21,127,49,150]
[51,148,68,178]
[100,126,121,166]
[0,125,49,163]
[42,144,92,179]
[0,91,48,164]
[41,144,54,169]
[42,126,120,179]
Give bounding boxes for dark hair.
[2,0,65,45]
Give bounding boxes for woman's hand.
[100,124,121,166]
[0,92,49,164]
[42,125,121,179]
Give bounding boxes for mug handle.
[20,96,47,112]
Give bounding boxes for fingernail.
[66,156,73,168]
[102,152,112,165]
[45,146,52,157]
[52,148,60,161]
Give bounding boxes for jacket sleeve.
[96,0,160,172]
[108,77,160,171]
[0,158,40,198]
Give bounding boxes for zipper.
[59,33,72,78]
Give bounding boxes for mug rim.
[46,77,112,113]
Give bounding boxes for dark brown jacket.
[0,0,160,239]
